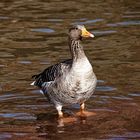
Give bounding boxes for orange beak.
[81,28,94,38]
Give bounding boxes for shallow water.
[0,0,140,139]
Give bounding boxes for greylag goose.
[31,25,97,118]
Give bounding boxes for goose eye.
[75,27,78,30]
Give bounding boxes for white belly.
[66,58,96,93]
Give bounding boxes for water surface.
[0,0,140,139]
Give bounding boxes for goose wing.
[32,59,72,87]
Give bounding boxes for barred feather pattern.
[32,59,72,88]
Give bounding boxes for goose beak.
[81,28,94,38]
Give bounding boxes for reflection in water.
[0,0,140,139]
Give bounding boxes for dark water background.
[0,0,140,139]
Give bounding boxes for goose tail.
[30,81,35,86]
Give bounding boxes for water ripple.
[16,104,49,109]
[0,52,15,58]
[0,64,5,67]
[0,113,36,120]
[0,16,9,20]
[47,19,63,22]
[93,30,117,36]
[110,132,140,139]
[0,133,12,139]
[18,60,32,64]
[125,11,140,14]
[96,86,117,91]
[123,15,140,18]
[31,28,55,33]
[128,92,140,97]
[97,80,105,83]
[0,93,39,102]
[112,96,133,100]
[0,94,18,100]
[93,108,117,112]
[73,18,104,25]
[107,20,140,27]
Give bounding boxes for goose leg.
[76,103,86,118]
[80,103,85,114]
[56,104,63,118]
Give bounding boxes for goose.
[31,25,97,118]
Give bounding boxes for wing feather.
[32,59,72,87]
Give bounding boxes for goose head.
[69,25,94,40]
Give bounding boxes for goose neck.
[69,38,86,61]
